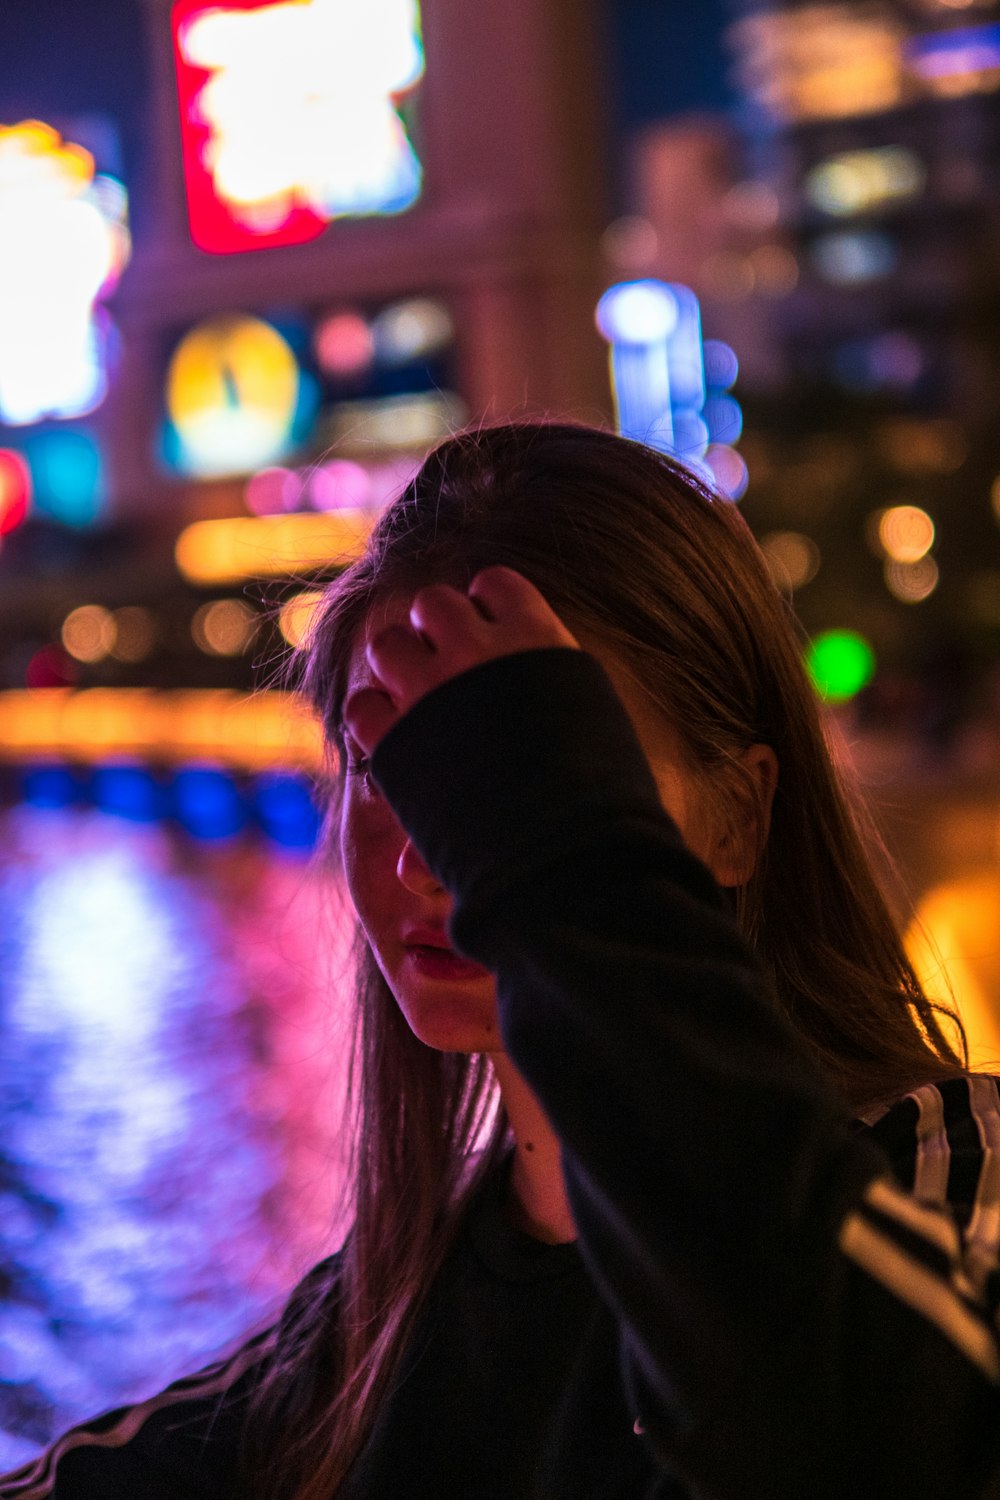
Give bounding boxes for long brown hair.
[242,420,964,1498]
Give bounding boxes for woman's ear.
[708,744,779,888]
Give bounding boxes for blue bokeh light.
[20,765,83,809]
[90,765,165,823]
[171,767,246,841]
[22,428,106,527]
[253,772,321,850]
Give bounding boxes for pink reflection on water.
[0,806,354,1467]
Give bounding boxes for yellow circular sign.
[166,314,299,477]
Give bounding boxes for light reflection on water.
[0,806,352,1470]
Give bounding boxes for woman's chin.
[395,981,501,1054]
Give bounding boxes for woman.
[5,422,1000,1500]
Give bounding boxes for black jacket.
[5,648,1000,1498]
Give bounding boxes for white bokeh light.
[0,123,128,426]
[179,0,424,224]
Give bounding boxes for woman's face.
[337,600,760,1055]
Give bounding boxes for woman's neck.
[491,1053,577,1244]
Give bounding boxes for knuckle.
[371,621,402,646]
[477,564,518,589]
[414,582,457,611]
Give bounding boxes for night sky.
[604,0,737,129]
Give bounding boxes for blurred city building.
[0,4,611,1461]
[614,0,1000,770]
[0,0,607,795]
[1,0,999,1465]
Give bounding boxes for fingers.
[344,569,580,760]
[407,584,495,673]
[342,685,399,756]
[408,583,479,645]
[469,566,580,649]
[468,565,543,621]
[365,622,435,698]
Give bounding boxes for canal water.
[3,771,999,1469]
[0,805,353,1470]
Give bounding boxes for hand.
[342,566,580,757]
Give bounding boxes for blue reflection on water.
[172,767,247,840]
[0,804,346,1470]
[254,772,323,850]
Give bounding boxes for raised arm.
[345,572,1000,1500]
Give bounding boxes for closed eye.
[344,754,381,796]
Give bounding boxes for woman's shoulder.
[857,1073,1000,1224]
[0,1253,344,1500]
[0,1330,271,1500]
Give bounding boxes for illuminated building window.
[810,229,898,284]
[730,6,907,124]
[805,147,925,216]
[0,121,129,426]
[171,0,425,254]
[905,21,1000,96]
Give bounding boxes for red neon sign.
[0,450,31,535]
[171,0,328,255]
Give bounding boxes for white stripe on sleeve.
[1,1330,273,1500]
[906,1083,951,1206]
[840,1183,1000,1384]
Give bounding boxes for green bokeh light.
[805,629,876,702]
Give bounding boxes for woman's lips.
[403,944,490,981]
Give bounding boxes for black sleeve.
[0,1333,270,1500]
[370,647,1000,1500]
[0,1255,342,1500]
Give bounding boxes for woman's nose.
[396,837,442,895]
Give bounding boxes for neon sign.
[596,280,746,499]
[172,0,425,254]
[0,449,31,534]
[165,314,301,477]
[0,121,129,426]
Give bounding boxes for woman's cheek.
[339,782,406,909]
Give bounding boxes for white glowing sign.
[0,122,129,427]
[173,0,424,252]
[596,280,746,498]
